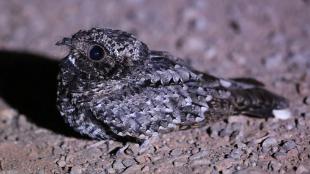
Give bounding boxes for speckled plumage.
[56,28,289,142]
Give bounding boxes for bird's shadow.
[0,50,84,139]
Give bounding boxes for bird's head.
[56,28,149,80]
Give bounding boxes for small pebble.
[264,53,283,69]
[229,130,240,141]
[303,96,309,105]
[173,160,186,167]
[229,148,242,159]
[70,165,83,174]
[237,143,247,149]
[56,160,66,168]
[112,160,126,171]
[301,112,310,117]
[125,144,140,156]
[170,148,183,156]
[296,164,309,174]
[141,165,150,173]
[235,165,242,171]
[0,170,22,174]
[191,159,210,166]
[261,137,277,153]
[183,37,205,51]
[37,169,45,174]
[216,158,235,171]
[247,152,258,167]
[231,122,242,131]
[272,152,287,160]
[286,123,295,130]
[189,150,208,160]
[123,165,141,173]
[122,158,137,167]
[268,160,282,172]
[218,129,228,137]
[135,155,148,164]
[106,168,116,174]
[151,155,163,162]
[107,140,123,152]
[191,148,200,155]
[173,156,188,167]
[206,122,226,138]
[236,166,266,174]
[281,140,296,152]
[271,146,279,153]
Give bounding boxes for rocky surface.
[0,0,310,173]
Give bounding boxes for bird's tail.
[226,78,291,119]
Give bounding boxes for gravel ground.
[0,0,310,173]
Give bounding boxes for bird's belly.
[90,85,212,139]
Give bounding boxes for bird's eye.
[88,45,105,61]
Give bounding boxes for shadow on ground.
[0,50,83,138]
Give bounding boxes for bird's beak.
[56,37,73,47]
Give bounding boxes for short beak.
[56,37,72,46]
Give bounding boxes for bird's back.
[88,50,289,140]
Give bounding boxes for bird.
[56,28,290,143]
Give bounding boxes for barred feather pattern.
[56,28,289,142]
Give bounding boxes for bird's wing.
[88,50,221,139]
[89,50,289,141]
[146,51,265,90]
[146,51,289,119]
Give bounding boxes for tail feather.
[230,77,265,87]
[225,78,290,118]
[206,76,290,119]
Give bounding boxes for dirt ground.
[0,0,310,173]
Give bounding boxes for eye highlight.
[88,45,105,61]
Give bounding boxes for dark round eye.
[88,45,105,61]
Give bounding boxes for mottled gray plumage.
[56,28,289,142]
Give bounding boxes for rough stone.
[122,158,137,168]
[112,160,126,171]
[170,148,183,156]
[70,165,83,174]
[261,137,278,153]
[189,150,208,160]
[281,140,297,152]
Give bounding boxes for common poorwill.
[56,28,289,142]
